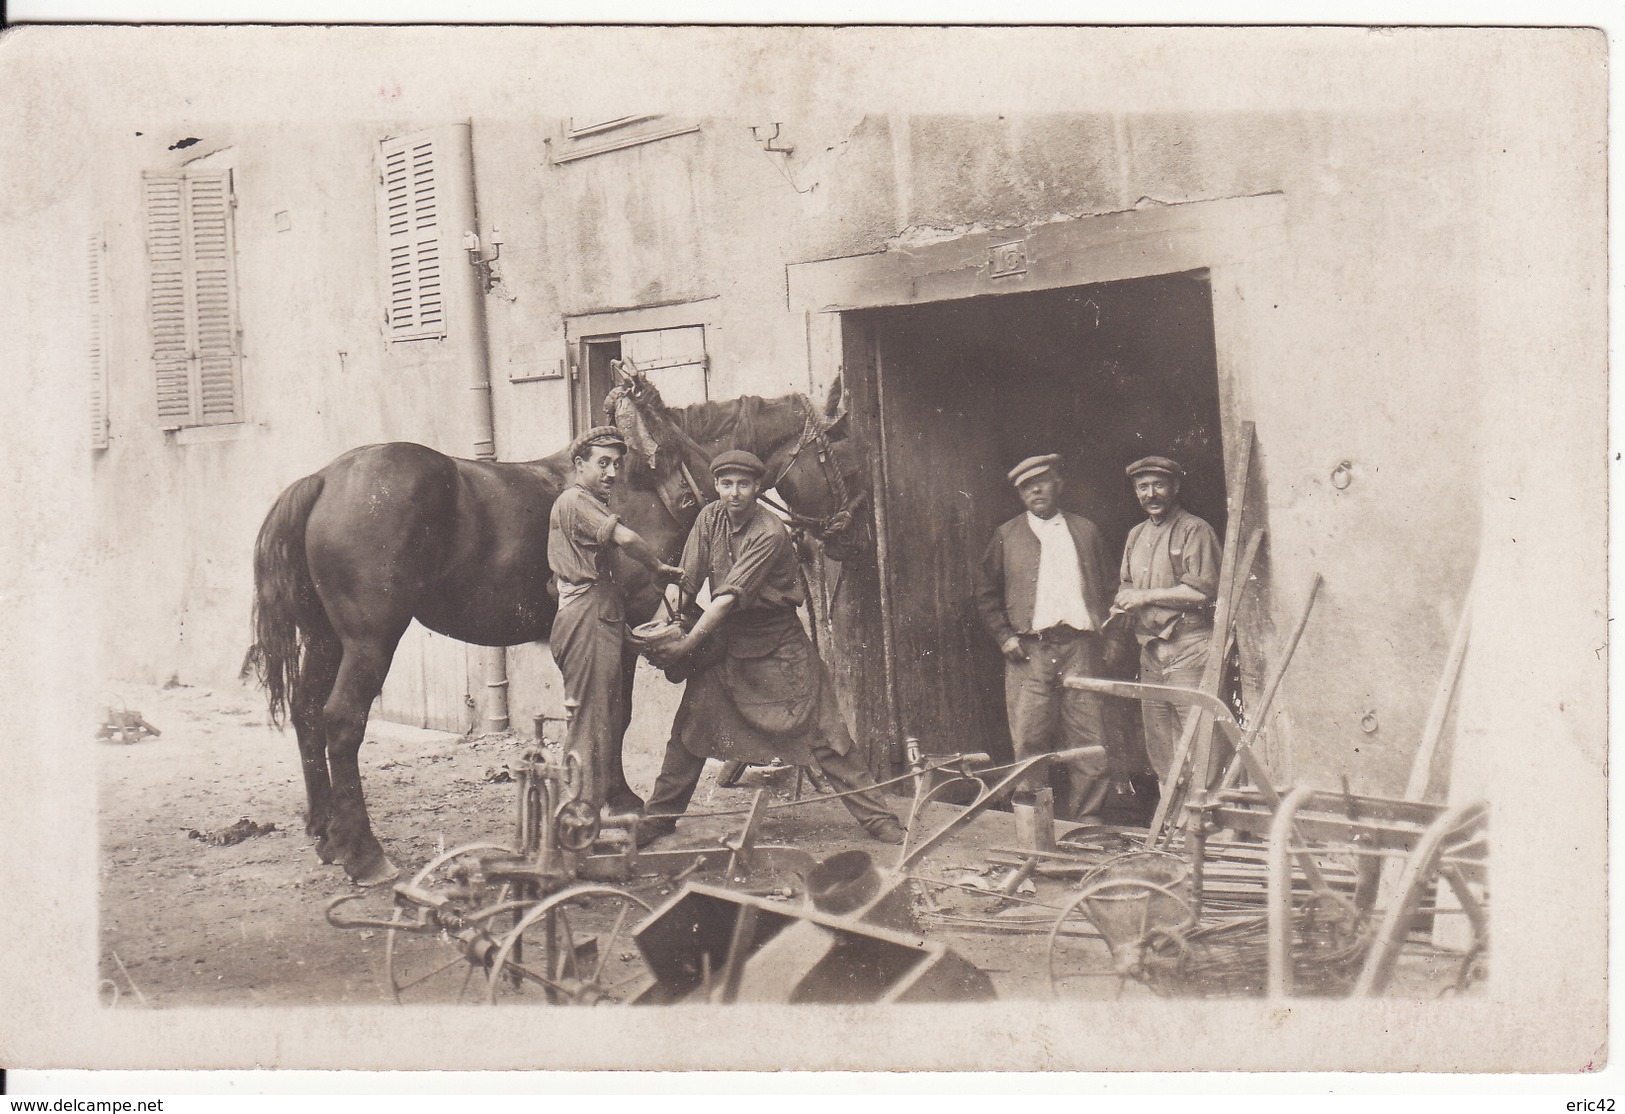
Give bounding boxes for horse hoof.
[347,856,400,888]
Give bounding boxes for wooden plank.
[1218,573,1324,793]
[1405,566,1477,801]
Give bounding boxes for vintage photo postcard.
[0,22,1606,1073]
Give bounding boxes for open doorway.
[574,337,622,436]
[844,270,1227,814]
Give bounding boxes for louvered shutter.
[88,231,109,449]
[379,133,445,341]
[187,174,243,422]
[145,177,192,425]
[143,171,243,427]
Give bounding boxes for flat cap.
[1125,455,1185,480]
[569,425,627,461]
[1007,453,1061,488]
[710,449,767,479]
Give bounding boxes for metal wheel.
[1048,879,1194,1000]
[383,843,519,1004]
[484,885,654,1005]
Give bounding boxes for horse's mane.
[604,372,813,475]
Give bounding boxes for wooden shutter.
[379,132,445,341]
[88,231,109,449]
[143,171,243,428]
[188,174,243,422]
[621,325,708,407]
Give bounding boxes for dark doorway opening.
[575,336,622,436]
[845,270,1227,810]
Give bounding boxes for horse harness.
[643,392,864,547]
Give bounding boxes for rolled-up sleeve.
[1176,518,1222,600]
[678,514,709,600]
[562,490,620,547]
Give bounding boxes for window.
[620,325,708,407]
[378,130,445,342]
[143,171,243,429]
[88,230,109,449]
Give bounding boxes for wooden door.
[377,621,475,733]
[870,310,1013,764]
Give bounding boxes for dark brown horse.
[243,368,868,885]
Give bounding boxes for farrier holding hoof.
[639,449,908,848]
[1112,455,1223,784]
[971,454,1113,821]
[548,426,685,818]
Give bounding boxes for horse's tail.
[241,471,326,728]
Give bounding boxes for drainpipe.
[446,120,510,733]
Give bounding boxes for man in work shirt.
[972,454,1112,821]
[641,449,907,846]
[1113,455,1223,782]
[549,425,683,817]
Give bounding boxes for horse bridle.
[757,400,868,544]
[649,391,863,546]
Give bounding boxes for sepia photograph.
[0,20,1608,1077]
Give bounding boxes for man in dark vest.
[972,453,1112,820]
[548,426,684,816]
[640,449,907,846]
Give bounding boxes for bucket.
[807,850,882,915]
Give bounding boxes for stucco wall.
[85,121,483,689]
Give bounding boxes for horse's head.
[768,378,873,563]
[605,360,708,531]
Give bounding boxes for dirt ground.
[96,673,1477,1010]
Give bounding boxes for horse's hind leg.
[290,631,341,861]
[322,636,402,887]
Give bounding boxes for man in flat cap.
[972,454,1113,820]
[1114,455,1223,781]
[549,426,684,816]
[641,449,907,845]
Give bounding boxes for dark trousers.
[1004,629,1110,815]
[646,740,899,836]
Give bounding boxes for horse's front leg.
[322,640,399,887]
